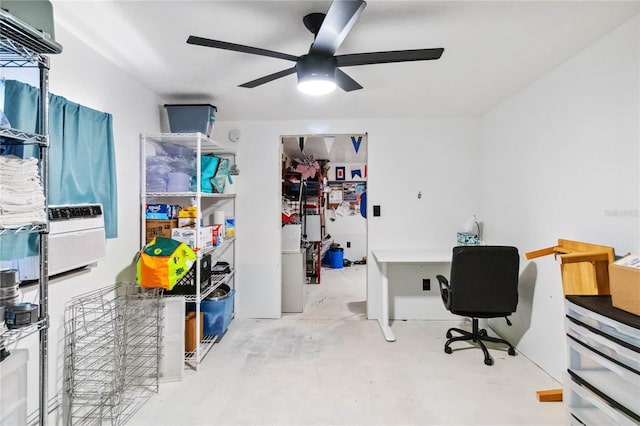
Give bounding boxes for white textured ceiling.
[51,1,640,121]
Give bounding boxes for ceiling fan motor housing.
[297,54,337,83]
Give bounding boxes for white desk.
[372,249,452,342]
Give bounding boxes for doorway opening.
[280,133,368,320]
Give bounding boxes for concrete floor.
[129,265,567,425]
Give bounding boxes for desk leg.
[378,262,396,342]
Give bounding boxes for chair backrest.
[448,246,520,316]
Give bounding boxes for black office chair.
[436,245,519,366]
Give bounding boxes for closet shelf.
[146,192,235,199]
[0,319,47,348]
[185,334,217,366]
[200,236,235,258]
[0,9,62,60]
[0,128,47,146]
[143,133,235,155]
[0,223,47,235]
[163,270,236,303]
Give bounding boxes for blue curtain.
[1,80,118,260]
[48,94,118,235]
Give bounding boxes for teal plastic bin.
[164,104,217,137]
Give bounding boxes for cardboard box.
[178,217,198,228]
[171,226,213,250]
[178,206,198,218]
[145,204,180,219]
[145,219,178,243]
[609,255,640,316]
[225,218,235,237]
[184,311,203,352]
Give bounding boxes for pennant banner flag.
[351,135,362,153]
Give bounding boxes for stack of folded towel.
[0,155,46,228]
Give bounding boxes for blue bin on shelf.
[187,288,235,336]
[164,104,217,137]
[325,248,344,269]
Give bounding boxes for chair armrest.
[436,274,452,310]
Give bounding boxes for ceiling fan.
[187,0,444,95]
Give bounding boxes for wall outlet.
[422,279,430,291]
[346,241,351,248]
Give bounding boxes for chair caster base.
[443,318,516,365]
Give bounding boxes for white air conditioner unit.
[48,204,107,276]
[3,204,107,281]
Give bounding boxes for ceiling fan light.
[296,54,338,96]
[298,78,336,95]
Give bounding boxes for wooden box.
[526,239,615,296]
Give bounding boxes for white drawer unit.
[564,296,640,425]
[565,373,639,426]
[566,299,640,348]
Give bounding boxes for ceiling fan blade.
[187,35,298,62]
[335,69,363,92]
[238,67,297,88]
[336,48,444,67]
[310,0,367,56]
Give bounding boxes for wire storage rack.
[63,283,162,426]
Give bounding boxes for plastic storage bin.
[565,373,638,425]
[566,317,640,372]
[200,288,235,336]
[565,299,640,348]
[0,349,29,425]
[325,248,344,269]
[164,104,217,137]
[567,337,640,416]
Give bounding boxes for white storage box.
[565,373,638,425]
[159,297,185,383]
[0,349,28,425]
[566,300,640,348]
[567,337,640,417]
[282,224,301,253]
[171,226,213,250]
[304,215,322,242]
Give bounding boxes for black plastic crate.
[165,253,212,295]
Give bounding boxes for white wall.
[11,24,165,420]
[213,118,480,320]
[479,16,640,381]
[325,214,367,262]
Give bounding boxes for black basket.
[165,253,212,295]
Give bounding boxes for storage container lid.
[164,104,217,112]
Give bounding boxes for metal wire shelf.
[0,223,47,236]
[0,319,47,348]
[162,270,236,303]
[0,128,48,146]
